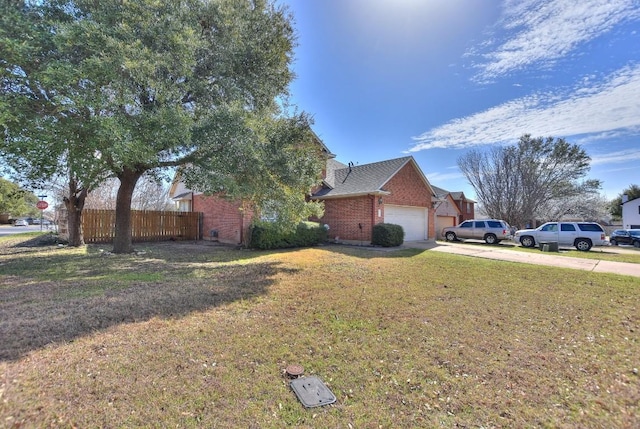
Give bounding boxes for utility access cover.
[290,376,336,408]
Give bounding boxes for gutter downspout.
[370,194,376,242]
[239,202,244,246]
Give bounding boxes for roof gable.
[450,191,476,204]
[314,156,435,199]
[311,130,336,159]
[431,185,450,199]
[622,196,640,205]
[323,158,347,189]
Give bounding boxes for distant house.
[432,185,462,238]
[622,196,640,229]
[170,138,438,245]
[449,191,476,223]
[431,186,479,237]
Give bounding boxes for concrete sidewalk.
[401,240,640,278]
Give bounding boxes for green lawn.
[1,236,639,428]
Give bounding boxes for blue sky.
[282,0,640,201]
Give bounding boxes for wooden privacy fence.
[83,209,201,243]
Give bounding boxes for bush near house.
[372,223,405,247]
[249,221,328,250]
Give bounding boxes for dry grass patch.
[1,238,639,428]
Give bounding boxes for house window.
[466,202,471,213]
[177,200,191,212]
[259,200,282,222]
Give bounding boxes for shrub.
[371,223,404,247]
[249,221,328,250]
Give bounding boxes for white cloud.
[591,148,640,165]
[409,63,640,151]
[472,0,640,81]
[425,171,466,182]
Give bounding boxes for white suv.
[513,222,608,251]
[442,219,511,244]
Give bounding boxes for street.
[0,224,56,237]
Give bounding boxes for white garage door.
[384,205,428,241]
[436,216,455,238]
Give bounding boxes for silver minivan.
[442,219,511,244]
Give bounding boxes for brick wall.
[454,199,475,223]
[320,196,378,241]
[193,194,253,244]
[458,201,475,222]
[383,164,432,208]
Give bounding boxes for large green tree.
[0,178,38,219]
[609,184,640,219]
[457,135,601,228]
[1,0,106,244]
[1,0,323,252]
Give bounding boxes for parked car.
[13,219,28,226]
[609,229,640,247]
[31,218,52,226]
[513,222,608,251]
[442,219,511,244]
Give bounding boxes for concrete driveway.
[402,240,640,278]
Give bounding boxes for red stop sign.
[36,200,48,210]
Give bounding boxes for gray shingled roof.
[449,191,476,203]
[313,156,430,199]
[431,185,450,198]
[322,158,347,189]
[430,186,477,203]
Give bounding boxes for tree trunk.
[63,180,87,247]
[112,168,143,254]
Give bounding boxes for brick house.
[312,156,436,243]
[431,185,462,238]
[449,191,476,223]
[169,135,334,245]
[170,141,438,245]
[169,179,254,244]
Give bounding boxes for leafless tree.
[537,193,611,223]
[85,176,174,211]
[132,176,175,211]
[84,179,118,210]
[458,135,601,229]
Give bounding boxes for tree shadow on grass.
[0,239,426,361]
[317,242,426,260]
[0,242,297,362]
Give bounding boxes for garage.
[436,216,456,239]
[384,205,428,241]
